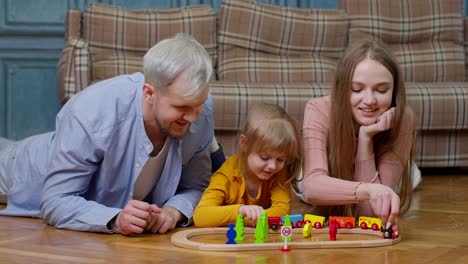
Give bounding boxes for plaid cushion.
[91,49,143,83]
[211,81,468,131]
[406,82,468,130]
[340,0,465,82]
[210,81,331,130]
[211,81,331,156]
[217,0,348,82]
[217,124,468,167]
[56,38,90,104]
[218,47,337,82]
[340,0,463,43]
[64,9,81,40]
[83,3,217,82]
[211,81,468,162]
[416,131,468,167]
[464,18,468,81]
[389,41,465,82]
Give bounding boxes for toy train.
[267,214,382,231]
[267,214,396,239]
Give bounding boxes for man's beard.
[156,118,189,139]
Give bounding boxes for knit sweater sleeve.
[302,96,362,205]
[192,171,242,227]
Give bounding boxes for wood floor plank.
[0,173,467,263]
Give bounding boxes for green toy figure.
[282,214,292,242]
[254,217,265,243]
[234,213,245,242]
[261,211,269,239]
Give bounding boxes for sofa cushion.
[56,38,90,104]
[82,3,217,82]
[89,49,142,83]
[210,81,331,131]
[416,131,468,167]
[406,82,468,130]
[218,47,337,82]
[212,81,468,160]
[340,0,465,82]
[389,41,465,82]
[340,0,463,43]
[464,18,468,81]
[217,0,348,82]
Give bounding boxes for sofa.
[57,0,468,168]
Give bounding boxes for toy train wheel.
[345,222,353,229]
[360,222,368,229]
[271,223,278,230]
[371,223,379,231]
[314,222,322,229]
[295,221,303,228]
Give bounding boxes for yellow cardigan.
[193,154,291,227]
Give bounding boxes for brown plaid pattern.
[210,81,331,156]
[465,18,468,80]
[218,47,338,82]
[57,38,91,104]
[219,128,468,166]
[340,0,465,82]
[91,49,143,83]
[64,9,81,40]
[57,10,91,104]
[210,80,468,165]
[339,0,463,43]
[416,131,468,167]
[210,81,331,131]
[82,3,217,82]
[389,42,465,82]
[56,1,468,167]
[406,82,468,130]
[217,0,348,82]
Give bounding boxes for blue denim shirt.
[0,73,213,233]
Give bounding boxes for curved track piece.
[171,227,401,251]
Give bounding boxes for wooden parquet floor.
[1,169,467,263]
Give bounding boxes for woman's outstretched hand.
[357,183,400,233]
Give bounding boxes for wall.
[0,0,465,140]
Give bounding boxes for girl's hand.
[239,205,264,222]
[359,107,395,140]
[357,183,400,233]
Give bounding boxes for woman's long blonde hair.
[238,103,302,188]
[328,39,414,216]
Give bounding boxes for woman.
[300,39,416,235]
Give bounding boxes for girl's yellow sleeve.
[265,177,291,218]
[193,173,242,227]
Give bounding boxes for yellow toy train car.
[358,216,382,231]
[303,214,326,229]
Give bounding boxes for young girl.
[193,103,302,227]
[300,39,416,235]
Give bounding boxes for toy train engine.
[267,216,281,230]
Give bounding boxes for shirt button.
[146,144,152,150]
[135,162,140,168]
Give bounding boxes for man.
[0,34,216,235]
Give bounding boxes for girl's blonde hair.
[238,103,302,188]
[328,39,414,216]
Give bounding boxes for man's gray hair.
[143,33,213,97]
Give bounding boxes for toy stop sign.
[281,226,292,237]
